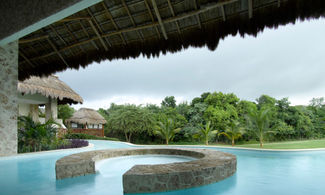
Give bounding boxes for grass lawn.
[235,139,325,149]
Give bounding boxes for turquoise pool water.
[0,140,324,195]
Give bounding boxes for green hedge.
[65,133,119,141]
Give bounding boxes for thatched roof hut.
[18,75,83,105]
[66,108,107,125]
[17,0,325,80]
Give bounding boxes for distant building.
[17,75,83,130]
[66,108,106,137]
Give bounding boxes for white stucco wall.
[0,41,18,156]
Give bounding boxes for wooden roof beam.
[88,20,108,51]
[144,0,161,39]
[29,0,239,61]
[49,25,68,46]
[193,0,202,29]
[102,2,127,45]
[248,0,253,19]
[78,20,99,50]
[47,38,69,67]
[167,0,181,34]
[220,5,226,21]
[87,8,112,47]
[20,51,36,68]
[19,35,49,44]
[58,16,91,22]
[121,0,144,41]
[63,23,86,54]
[151,0,168,40]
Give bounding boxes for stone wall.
[0,41,18,156]
[55,148,236,193]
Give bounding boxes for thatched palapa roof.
[18,75,83,105]
[18,0,325,80]
[67,108,107,125]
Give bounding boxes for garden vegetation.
[96,92,325,147]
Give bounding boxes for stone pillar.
[0,41,18,156]
[29,104,39,123]
[45,98,57,121]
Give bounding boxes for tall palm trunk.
[232,138,235,146]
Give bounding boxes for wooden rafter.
[102,2,127,45]
[87,8,112,47]
[121,0,144,41]
[151,0,168,40]
[144,0,161,39]
[248,0,253,19]
[220,5,226,21]
[19,51,35,67]
[48,24,79,57]
[28,0,239,61]
[167,0,181,34]
[78,20,99,50]
[58,16,91,22]
[49,25,67,45]
[63,23,86,54]
[88,20,108,51]
[193,0,202,28]
[19,35,49,44]
[47,38,69,66]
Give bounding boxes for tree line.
[85,92,324,147]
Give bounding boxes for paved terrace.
[55,148,236,193]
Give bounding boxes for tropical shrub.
[193,121,218,145]
[18,116,59,152]
[154,117,181,145]
[219,120,244,146]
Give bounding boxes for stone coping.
[55,148,236,193]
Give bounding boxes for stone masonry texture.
[0,41,18,156]
[55,148,237,193]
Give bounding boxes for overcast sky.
[57,18,325,110]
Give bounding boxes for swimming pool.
[0,140,324,195]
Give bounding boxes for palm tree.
[246,107,271,148]
[154,118,180,145]
[219,120,244,146]
[193,121,218,145]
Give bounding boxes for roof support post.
[29,104,40,123]
[278,0,281,7]
[45,98,58,122]
[248,0,253,19]
[151,0,168,40]
[0,40,18,156]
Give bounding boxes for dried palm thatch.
[18,75,83,104]
[66,108,107,125]
[18,0,325,80]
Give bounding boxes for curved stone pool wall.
[55,148,236,193]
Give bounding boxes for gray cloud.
[57,18,325,108]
